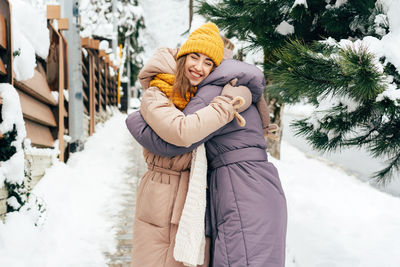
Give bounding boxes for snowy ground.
[283,105,400,196]
[270,142,400,267]
[1,111,400,266]
[0,112,138,267]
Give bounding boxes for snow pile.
[99,40,110,51]
[291,0,308,9]
[0,113,136,267]
[284,103,314,117]
[80,0,114,39]
[275,21,295,35]
[0,84,26,185]
[270,141,400,267]
[11,0,49,59]
[10,0,50,81]
[376,82,400,103]
[378,0,400,72]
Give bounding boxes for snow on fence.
[0,2,119,220]
[14,6,69,160]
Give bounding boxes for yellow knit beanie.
[176,22,224,66]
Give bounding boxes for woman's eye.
[205,62,212,67]
[191,55,198,59]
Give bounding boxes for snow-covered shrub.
[0,84,46,225]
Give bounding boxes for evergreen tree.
[117,0,145,85]
[80,0,145,85]
[198,0,400,183]
[263,0,400,183]
[266,38,399,183]
[197,0,379,159]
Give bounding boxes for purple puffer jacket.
[126,59,287,267]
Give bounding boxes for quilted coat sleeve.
[139,87,235,148]
[125,96,220,157]
[125,111,195,157]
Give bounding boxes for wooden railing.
[9,5,69,161]
[81,37,118,136]
[0,2,119,161]
[0,1,120,219]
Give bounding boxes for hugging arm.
[125,97,218,157]
[126,83,252,157]
[125,111,195,157]
[139,87,237,148]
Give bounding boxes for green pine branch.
[0,125,17,162]
[266,39,385,104]
[268,39,400,182]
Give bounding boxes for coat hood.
[199,59,265,103]
[138,47,178,89]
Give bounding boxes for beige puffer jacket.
[130,48,240,267]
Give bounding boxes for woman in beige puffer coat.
[127,23,251,267]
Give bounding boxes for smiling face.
[184,53,215,86]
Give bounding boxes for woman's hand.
[221,78,252,113]
[218,78,252,127]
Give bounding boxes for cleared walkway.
[107,137,146,267]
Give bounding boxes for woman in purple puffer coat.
[127,57,287,267]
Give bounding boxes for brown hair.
[221,35,235,50]
[173,55,196,100]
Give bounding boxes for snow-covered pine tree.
[197,0,377,159]
[80,0,145,85]
[117,0,145,84]
[0,125,17,162]
[0,85,31,214]
[265,3,400,183]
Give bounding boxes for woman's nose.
[193,61,202,71]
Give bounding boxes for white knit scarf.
[174,143,208,266]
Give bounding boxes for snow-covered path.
[0,112,144,266]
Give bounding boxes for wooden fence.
[81,37,118,137]
[0,0,12,84]
[0,1,120,218]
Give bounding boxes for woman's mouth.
[189,70,202,79]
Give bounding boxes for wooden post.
[97,58,102,112]
[89,53,95,135]
[0,0,13,85]
[46,5,61,20]
[58,33,65,162]
[104,62,108,106]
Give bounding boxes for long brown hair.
[172,55,195,100]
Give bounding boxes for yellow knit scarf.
[149,74,197,110]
